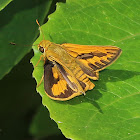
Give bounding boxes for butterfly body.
[37,40,122,101]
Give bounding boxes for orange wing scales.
[71,66,95,92]
[62,44,121,72]
[37,41,121,101]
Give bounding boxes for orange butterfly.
[36,40,122,101]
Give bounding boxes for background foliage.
[0,0,140,140]
[0,0,12,11]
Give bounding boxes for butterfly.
[36,40,122,101]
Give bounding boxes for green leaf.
[31,0,140,139]
[0,0,12,11]
[30,105,61,138]
[0,0,53,79]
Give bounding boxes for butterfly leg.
[34,55,44,68]
[37,74,44,87]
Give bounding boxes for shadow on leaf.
[57,69,140,113]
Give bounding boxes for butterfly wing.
[61,43,122,80]
[44,59,88,101]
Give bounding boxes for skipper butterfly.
[35,21,122,101]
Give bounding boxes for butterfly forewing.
[61,43,122,72]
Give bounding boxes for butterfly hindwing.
[44,59,87,101]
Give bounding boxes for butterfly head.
[38,40,51,53]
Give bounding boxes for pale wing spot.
[83,78,90,83]
[78,74,87,81]
[89,82,95,90]
[58,80,64,94]
[68,50,78,57]
[53,71,59,79]
[84,83,89,91]
[84,80,95,91]
[52,83,59,96]
[52,67,59,79]
[76,70,84,78]
[52,80,67,96]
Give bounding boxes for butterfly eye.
[39,46,44,53]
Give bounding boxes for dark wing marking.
[72,66,95,91]
[44,60,85,100]
[77,52,107,59]
[44,60,75,99]
[61,43,122,72]
[77,48,122,72]
[77,60,99,80]
[54,61,77,91]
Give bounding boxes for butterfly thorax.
[45,43,77,70]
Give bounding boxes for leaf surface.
[32,0,140,139]
[0,0,12,11]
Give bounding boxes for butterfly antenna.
[10,42,39,47]
[36,19,45,40]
